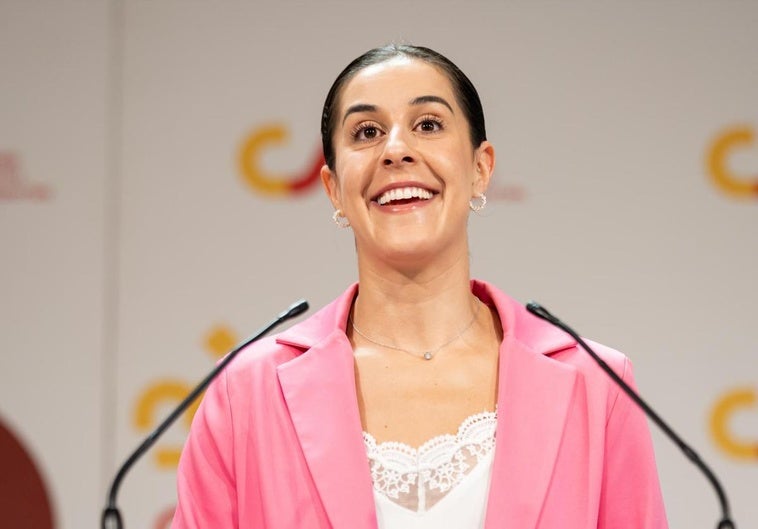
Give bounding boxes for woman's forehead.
[339,57,457,112]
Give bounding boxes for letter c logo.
[710,387,758,461]
[238,124,323,197]
[707,126,758,199]
[134,381,202,468]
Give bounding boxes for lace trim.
[363,409,497,513]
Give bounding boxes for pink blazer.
[172,281,667,528]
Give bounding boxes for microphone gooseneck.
[525,301,735,529]
[101,299,309,529]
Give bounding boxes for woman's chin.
[362,237,464,271]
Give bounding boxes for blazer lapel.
[277,329,378,529]
[484,334,577,528]
[476,281,578,529]
[274,281,578,529]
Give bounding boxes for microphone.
[525,301,735,529]
[101,299,309,529]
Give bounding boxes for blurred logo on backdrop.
[710,386,758,461]
[133,323,240,528]
[0,151,52,201]
[0,416,55,528]
[706,125,758,199]
[236,123,526,201]
[133,325,237,468]
[238,124,323,198]
[151,506,175,529]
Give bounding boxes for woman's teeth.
[376,186,434,205]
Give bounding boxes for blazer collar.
[276,280,576,355]
[276,283,377,528]
[473,280,579,528]
[275,283,357,351]
[276,328,377,529]
[276,281,579,529]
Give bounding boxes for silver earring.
[332,209,350,228]
[469,194,487,212]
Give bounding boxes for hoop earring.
[332,209,351,228]
[469,194,487,212]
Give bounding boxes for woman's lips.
[372,183,438,209]
[375,186,434,205]
[371,190,437,213]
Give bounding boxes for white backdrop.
[1,1,756,528]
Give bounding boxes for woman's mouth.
[374,186,435,206]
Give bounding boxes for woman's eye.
[360,126,378,139]
[352,123,383,141]
[416,118,443,133]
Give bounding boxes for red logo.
[0,152,52,201]
[238,124,323,197]
[0,416,55,528]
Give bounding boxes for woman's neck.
[351,249,478,353]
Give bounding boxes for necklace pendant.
[423,352,433,360]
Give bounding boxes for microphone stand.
[101,299,309,529]
[526,301,735,529]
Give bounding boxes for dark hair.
[320,44,487,170]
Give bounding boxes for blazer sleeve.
[598,357,668,529]
[172,369,238,529]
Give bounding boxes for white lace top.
[363,410,497,529]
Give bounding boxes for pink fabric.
[172,280,667,529]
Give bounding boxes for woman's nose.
[382,128,416,167]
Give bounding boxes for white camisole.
[363,410,497,529]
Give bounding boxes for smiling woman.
[171,45,668,529]
[321,54,493,272]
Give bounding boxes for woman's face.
[321,57,494,268]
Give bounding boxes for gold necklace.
[349,300,481,361]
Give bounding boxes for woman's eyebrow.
[341,95,454,126]
[410,95,454,114]
[342,103,377,125]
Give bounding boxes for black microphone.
[525,301,735,529]
[101,299,309,529]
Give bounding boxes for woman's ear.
[473,141,495,196]
[320,164,342,210]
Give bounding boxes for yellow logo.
[132,325,239,469]
[710,386,758,460]
[132,325,241,528]
[238,124,323,197]
[706,126,758,199]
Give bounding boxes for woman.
[172,45,667,529]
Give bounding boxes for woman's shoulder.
[207,335,301,404]
[547,337,630,380]
[476,279,634,406]
[475,279,630,377]
[219,285,357,383]
[226,334,302,373]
